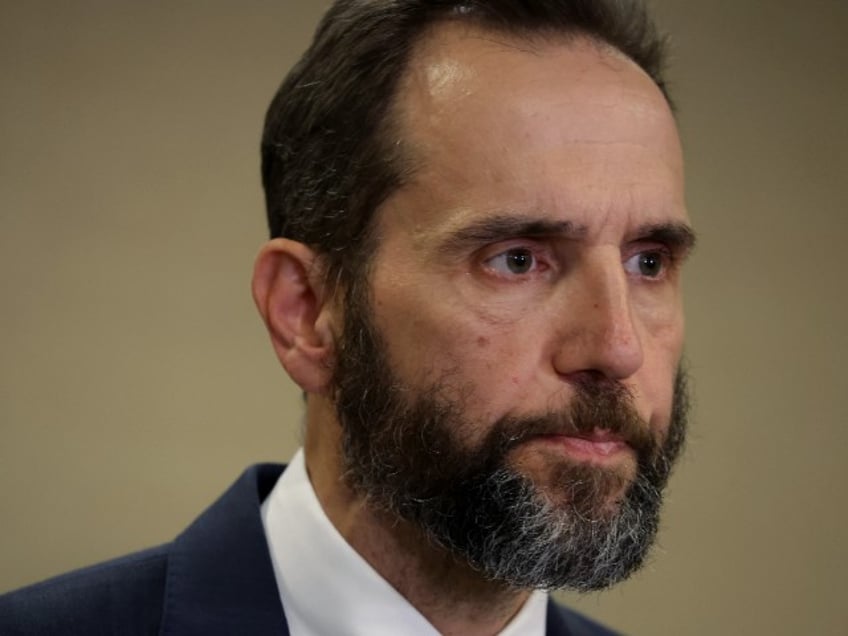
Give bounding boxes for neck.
[304,397,532,636]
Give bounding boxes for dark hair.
[261,0,671,290]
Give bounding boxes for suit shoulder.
[549,598,622,636]
[0,544,169,636]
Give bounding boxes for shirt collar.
[261,449,548,636]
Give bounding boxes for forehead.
[381,22,685,241]
[400,21,677,149]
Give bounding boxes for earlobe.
[251,239,336,394]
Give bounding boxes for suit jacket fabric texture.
[0,464,620,636]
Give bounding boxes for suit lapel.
[546,599,573,636]
[158,464,289,636]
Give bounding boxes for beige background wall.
[1,2,846,634]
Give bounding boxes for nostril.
[563,369,629,394]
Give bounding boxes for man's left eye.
[486,247,537,275]
[624,250,667,278]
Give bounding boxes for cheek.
[452,333,544,424]
[639,320,685,433]
[373,288,542,412]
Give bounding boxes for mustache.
[486,377,658,463]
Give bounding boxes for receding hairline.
[401,19,667,98]
[376,20,675,207]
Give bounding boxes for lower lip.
[538,435,632,462]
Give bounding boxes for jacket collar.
[159,464,288,636]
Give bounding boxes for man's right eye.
[485,247,538,276]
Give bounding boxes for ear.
[251,238,337,394]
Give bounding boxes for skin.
[253,23,693,636]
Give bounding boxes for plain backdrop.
[1,2,846,634]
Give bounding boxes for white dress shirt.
[261,449,549,636]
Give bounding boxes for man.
[0,0,694,634]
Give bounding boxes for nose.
[552,258,644,382]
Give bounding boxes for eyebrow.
[630,222,697,255]
[437,214,586,254]
[436,214,696,255]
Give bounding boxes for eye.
[485,247,539,276]
[624,250,667,279]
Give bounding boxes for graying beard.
[332,286,684,592]
[416,467,662,591]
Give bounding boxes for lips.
[539,429,632,459]
[560,436,628,456]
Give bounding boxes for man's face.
[331,26,692,590]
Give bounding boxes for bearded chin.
[331,288,690,592]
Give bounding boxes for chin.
[514,452,634,519]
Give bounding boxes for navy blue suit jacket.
[0,465,619,635]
